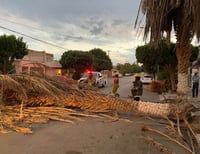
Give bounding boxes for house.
[14,49,62,77]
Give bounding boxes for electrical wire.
[0,25,66,50]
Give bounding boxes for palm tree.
[135,0,200,95]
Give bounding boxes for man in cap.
[131,73,143,101]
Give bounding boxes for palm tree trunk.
[3,56,8,74]
[176,43,192,95]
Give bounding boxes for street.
[101,76,160,102]
[0,77,189,154]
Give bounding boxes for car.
[78,71,107,88]
[141,75,153,84]
[124,73,132,76]
[118,73,123,78]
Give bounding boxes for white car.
[141,75,153,84]
[78,71,107,88]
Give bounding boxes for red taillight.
[86,69,92,74]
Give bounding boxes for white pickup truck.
[78,71,107,88]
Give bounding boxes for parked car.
[141,75,153,84]
[78,71,107,88]
[118,73,123,78]
[124,73,132,76]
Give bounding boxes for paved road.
[0,77,197,154]
[101,76,160,102]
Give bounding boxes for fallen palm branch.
[187,130,195,153]
[142,125,195,154]
[0,74,195,119]
[144,136,175,154]
[183,117,200,149]
[0,105,102,134]
[0,74,197,136]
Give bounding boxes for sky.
[0,0,145,65]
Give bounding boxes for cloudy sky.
[0,0,145,65]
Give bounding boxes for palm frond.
[0,75,27,100]
[136,0,200,45]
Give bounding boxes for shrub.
[148,80,164,94]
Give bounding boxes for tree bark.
[2,56,8,74]
[176,44,191,95]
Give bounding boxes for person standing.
[112,74,119,97]
[192,71,199,97]
[85,72,96,86]
[131,73,143,101]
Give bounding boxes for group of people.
[112,73,143,101]
[113,71,199,100]
[85,70,199,100]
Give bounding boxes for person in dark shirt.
[192,71,199,97]
[131,73,143,101]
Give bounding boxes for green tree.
[122,63,133,74]
[135,0,200,95]
[0,35,27,74]
[136,40,199,91]
[116,63,142,75]
[132,63,143,73]
[136,44,159,76]
[89,48,112,71]
[59,50,93,79]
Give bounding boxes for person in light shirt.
[112,74,119,97]
[192,71,199,98]
[85,72,95,86]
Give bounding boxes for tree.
[59,50,93,79]
[135,0,200,95]
[89,48,112,71]
[136,44,159,77]
[0,35,27,74]
[116,63,143,75]
[132,63,143,73]
[136,40,199,91]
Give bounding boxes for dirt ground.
[0,111,195,154]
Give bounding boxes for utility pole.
[107,50,111,57]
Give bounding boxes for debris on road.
[0,74,199,153]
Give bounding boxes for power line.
[0,17,44,32]
[0,17,84,44]
[0,25,66,50]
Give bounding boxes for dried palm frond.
[10,74,65,97]
[142,125,194,154]
[135,0,200,45]
[0,74,194,119]
[0,73,196,140]
[144,136,175,154]
[0,75,27,102]
[0,105,100,134]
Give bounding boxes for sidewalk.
[157,88,200,116]
[187,88,200,109]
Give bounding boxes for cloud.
[0,0,142,65]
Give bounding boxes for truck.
[78,71,107,88]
